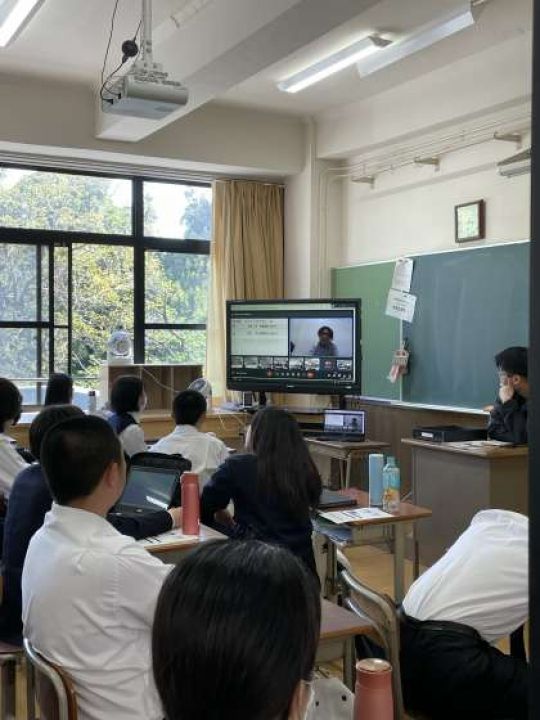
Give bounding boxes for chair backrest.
[129,451,192,506]
[340,570,405,719]
[23,639,78,720]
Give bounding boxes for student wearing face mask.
[152,539,320,720]
[107,375,148,457]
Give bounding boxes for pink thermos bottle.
[181,472,200,536]
[354,658,394,720]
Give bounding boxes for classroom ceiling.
[0,0,532,140]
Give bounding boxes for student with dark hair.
[152,540,320,720]
[310,325,338,357]
[487,346,528,444]
[108,374,148,457]
[0,405,179,644]
[0,378,27,499]
[22,415,175,720]
[151,389,228,489]
[201,406,322,574]
[44,372,73,406]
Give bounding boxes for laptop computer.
[318,488,358,509]
[116,465,180,514]
[315,409,366,442]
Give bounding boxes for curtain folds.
[206,180,284,399]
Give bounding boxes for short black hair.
[110,375,144,414]
[44,373,73,406]
[173,390,207,425]
[29,404,84,461]
[41,415,122,504]
[152,540,320,720]
[318,325,334,339]
[0,378,23,432]
[495,346,528,378]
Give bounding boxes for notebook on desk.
[116,465,179,514]
[318,488,358,510]
[314,409,366,442]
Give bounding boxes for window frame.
[0,164,211,385]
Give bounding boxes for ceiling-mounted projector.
[103,69,189,120]
[101,0,188,120]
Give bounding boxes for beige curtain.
[206,180,284,399]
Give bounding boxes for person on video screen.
[310,326,338,357]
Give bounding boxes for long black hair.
[44,373,73,406]
[152,539,321,720]
[109,375,144,414]
[0,378,22,432]
[248,406,321,520]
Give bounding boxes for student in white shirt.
[151,390,229,489]
[107,375,148,457]
[0,378,27,499]
[400,509,529,720]
[22,415,177,720]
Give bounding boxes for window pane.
[145,252,209,324]
[0,327,40,378]
[71,245,134,380]
[144,182,212,240]
[0,169,131,234]
[54,246,69,325]
[0,243,46,321]
[54,327,69,374]
[145,329,206,365]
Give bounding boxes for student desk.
[315,489,431,603]
[402,438,528,566]
[139,524,227,564]
[319,599,372,690]
[305,438,390,489]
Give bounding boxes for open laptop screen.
[323,409,365,435]
[118,466,178,512]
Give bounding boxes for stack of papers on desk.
[447,439,513,450]
[137,529,199,548]
[319,507,392,524]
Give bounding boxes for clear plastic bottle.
[382,456,400,513]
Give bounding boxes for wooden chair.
[0,640,23,720]
[24,639,78,720]
[340,569,406,719]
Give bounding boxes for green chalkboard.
[332,262,400,400]
[402,242,529,408]
[332,241,529,409]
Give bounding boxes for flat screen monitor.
[226,299,361,395]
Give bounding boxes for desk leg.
[343,638,356,691]
[325,538,338,601]
[412,523,420,581]
[345,456,352,489]
[393,523,407,604]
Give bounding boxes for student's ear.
[103,459,124,490]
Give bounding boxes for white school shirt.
[22,504,171,720]
[0,432,27,499]
[151,424,229,488]
[402,509,528,644]
[118,413,148,457]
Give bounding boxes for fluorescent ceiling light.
[0,0,44,47]
[356,3,476,78]
[278,34,391,94]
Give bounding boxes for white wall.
[341,145,530,266]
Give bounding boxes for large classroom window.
[0,166,211,404]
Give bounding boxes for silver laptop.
[316,409,366,442]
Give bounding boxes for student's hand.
[168,507,183,529]
[499,384,515,404]
[214,509,235,529]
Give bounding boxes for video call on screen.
[228,306,356,386]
